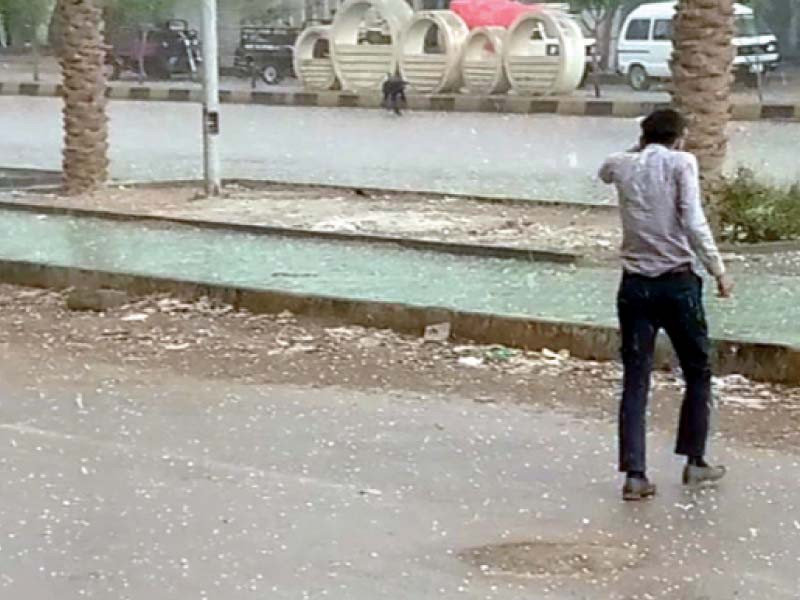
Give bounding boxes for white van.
[617,1,779,91]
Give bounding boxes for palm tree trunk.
[671,0,735,227]
[57,0,108,195]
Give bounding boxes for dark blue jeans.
[617,270,712,473]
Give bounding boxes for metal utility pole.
[201,0,222,196]
[31,22,41,82]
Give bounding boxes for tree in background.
[102,0,176,33]
[570,0,650,70]
[0,0,54,46]
[57,0,108,194]
[0,0,55,80]
[244,6,297,27]
[570,0,622,70]
[50,0,177,48]
[750,0,800,58]
[671,0,735,227]
[789,0,800,56]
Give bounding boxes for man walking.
[382,72,408,116]
[248,57,269,89]
[598,109,734,501]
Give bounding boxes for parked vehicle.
[233,26,299,85]
[617,1,779,91]
[106,19,201,82]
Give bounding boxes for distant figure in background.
[247,56,271,89]
[382,72,408,116]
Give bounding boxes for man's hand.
[716,274,734,298]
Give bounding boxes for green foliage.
[719,169,800,243]
[103,0,177,31]
[0,0,53,31]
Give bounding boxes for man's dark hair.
[641,109,687,146]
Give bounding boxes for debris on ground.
[714,374,773,410]
[66,288,130,312]
[0,284,798,452]
[458,356,485,368]
[423,322,451,344]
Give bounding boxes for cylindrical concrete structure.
[550,13,585,94]
[398,10,469,95]
[504,9,585,96]
[294,26,338,91]
[461,26,509,95]
[330,0,413,92]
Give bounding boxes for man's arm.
[598,157,615,184]
[676,155,731,292]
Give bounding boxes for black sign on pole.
[204,108,220,135]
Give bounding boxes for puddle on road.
[460,541,643,578]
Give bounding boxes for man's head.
[640,109,687,148]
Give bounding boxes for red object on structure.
[449,0,540,29]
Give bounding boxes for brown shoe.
[622,476,657,501]
[683,464,726,487]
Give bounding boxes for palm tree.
[57,0,108,195]
[671,0,735,226]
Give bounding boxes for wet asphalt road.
[1,350,798,599]
[1,96,799,204]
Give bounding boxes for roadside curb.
[0,258,797,385]
[0,167,60,190]
[1,81,797,122]
[721,240,800,254]
[0,199,581,265]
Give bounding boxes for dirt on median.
[1,184,622,262]
[2,284,799,456]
